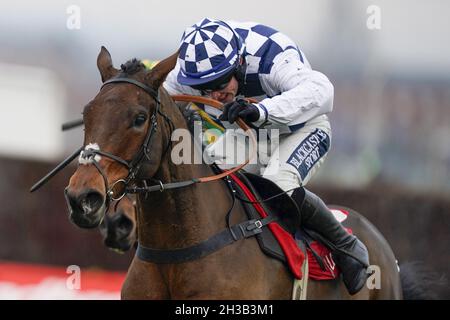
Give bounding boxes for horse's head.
[65,46,178,228]
[99,195,137,252]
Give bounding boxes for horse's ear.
[97,46,119,82]
[146,50,179,88]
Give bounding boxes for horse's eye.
[133,114,147,127]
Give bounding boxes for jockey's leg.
[262,115,369,295]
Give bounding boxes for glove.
[219,99,260,124]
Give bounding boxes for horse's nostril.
[66,189,104,215]
[80,190,104,214]
[116,214,133,235]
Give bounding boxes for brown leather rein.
[171,95,258,183]
[30,94,258,194]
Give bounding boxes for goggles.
[190,68,235,93]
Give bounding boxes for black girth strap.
[137,215,277,264]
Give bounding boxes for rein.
[30,77,275,265]
[127,95,258,193]
[30,83,257,198]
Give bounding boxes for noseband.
[29,77,279,265]
[30,85,256,201]
[80,77,171,204]
[29,77,171,202]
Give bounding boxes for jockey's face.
[208,76,239,103]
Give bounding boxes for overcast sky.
[0,1,449,192]
[1,0,449,77]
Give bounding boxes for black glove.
[219,99,260,124]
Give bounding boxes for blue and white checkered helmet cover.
[177,18,245,86]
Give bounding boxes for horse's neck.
[137,100,233,249]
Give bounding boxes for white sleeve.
[162,62,201,96]
[253,50,334,127]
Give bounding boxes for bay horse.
[99,194,137,253]
[64,46,404,299]
[60,116,137,253]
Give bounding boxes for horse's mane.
[119,58,146,76]
[118,57,190,129]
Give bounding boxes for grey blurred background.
[2,0,450,191]
[0,0,448,298]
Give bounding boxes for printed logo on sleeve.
[286,129,330,179]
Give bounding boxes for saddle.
[228,170,345,280]
[231,171,298,260]
[183,109,344,280]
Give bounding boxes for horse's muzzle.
[65,187,106,228]
[99,210,135,252]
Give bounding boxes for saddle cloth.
[229,171,352,280]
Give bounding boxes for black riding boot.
[291,188,370,295]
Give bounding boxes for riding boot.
[291,188,370,295]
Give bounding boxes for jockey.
[163,18,369,294]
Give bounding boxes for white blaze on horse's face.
[78,143,102,165]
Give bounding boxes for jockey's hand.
[219,99,259,124]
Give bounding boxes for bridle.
[29,70,367,267]
[30,77,257,205]
[29,75,282,265]
[80,77,167,204]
